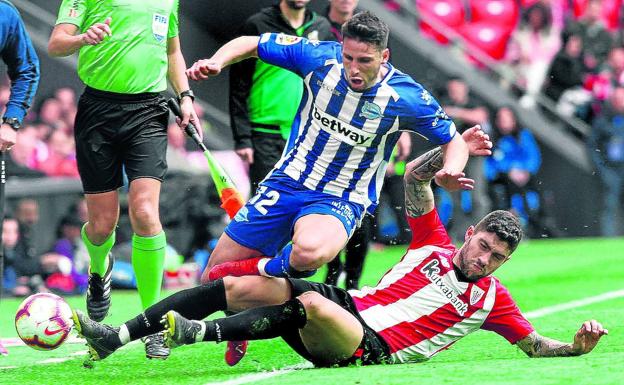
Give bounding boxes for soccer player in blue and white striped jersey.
[187,12,469,282]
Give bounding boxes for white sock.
[257,257,271,277]
[194,321,206,343]
[118,325,131,345]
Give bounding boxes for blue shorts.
[225,174,365,256]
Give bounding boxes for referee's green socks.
[132,231,166,309]
[81,224,115,276]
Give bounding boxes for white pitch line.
[0,335,83,348]
[38,357,74,364]
[204,288,624,385]
[525,289,624,319]
[202,363,312,385]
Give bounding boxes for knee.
[129,200,160,229]
[222,276,269,311]
[290,240,325,270]
[200,246,230,283]
[200,268,211,285]
[206,247,226,271]
[223,276,247,300]
[87,213,117,239]
[296,291,328,320]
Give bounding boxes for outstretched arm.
[187,36,260,81]
[434,131,469,191]
[403,148,444,218]
[404,125,491,218]
[516,320,608,357]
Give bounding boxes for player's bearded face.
[342,38,389,92]
[456,230,511,281]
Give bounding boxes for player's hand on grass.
[186,59,222,81]
[572,320,608,355]
[81,17,111,46]
[434,170,474,191]
[235,148,254,164]
[176,97,203,141]
[461,125,492,157]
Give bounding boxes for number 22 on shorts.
[249,186,280,215]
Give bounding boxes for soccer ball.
[14,293,74,351]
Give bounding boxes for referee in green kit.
[48,0,200,359]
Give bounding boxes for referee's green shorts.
[74,86,169,194]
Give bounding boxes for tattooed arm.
[403,125,492,218]
[403,148,443,218]
[516,320,608,357]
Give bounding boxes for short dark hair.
[474,210,523,253]
[341,11,389,50]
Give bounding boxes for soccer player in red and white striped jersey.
[73,126,608,366]
[350,148,533,361]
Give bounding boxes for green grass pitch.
[1,238,623,385]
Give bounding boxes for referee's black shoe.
[86,254,114,322]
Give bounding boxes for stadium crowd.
[382,0,624,236]
[0,81,220,298]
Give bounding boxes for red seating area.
[415,0,520,61]
[459,22,512,60]
[408,0,622,61]
[416,0,465,44]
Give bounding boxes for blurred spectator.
[0,84,10,116]
[373,158,411,245]
[441,77,490,132]
[325,0,361,42]
[588,86,624,236]
[485,106,542,231]
[33,122,53,142]
[544,33,589,117]
[542,0,570,31]
[37,97,65,130]
[439,77,491,238]
[563,0,613,72]
[166,122,204,174]
[508,2,561,108]
[64,196,89,223]
[35,129,79,178]
[6,124,45,178]
[2,216,28,295]
[584,47,624,112]
[606,47,624,87]
[30,122,51,164]
[40,214,88,294]
[0,84,10,110]
[54,87,77,130]
[2,214,44,297]
[15,198,39,260]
